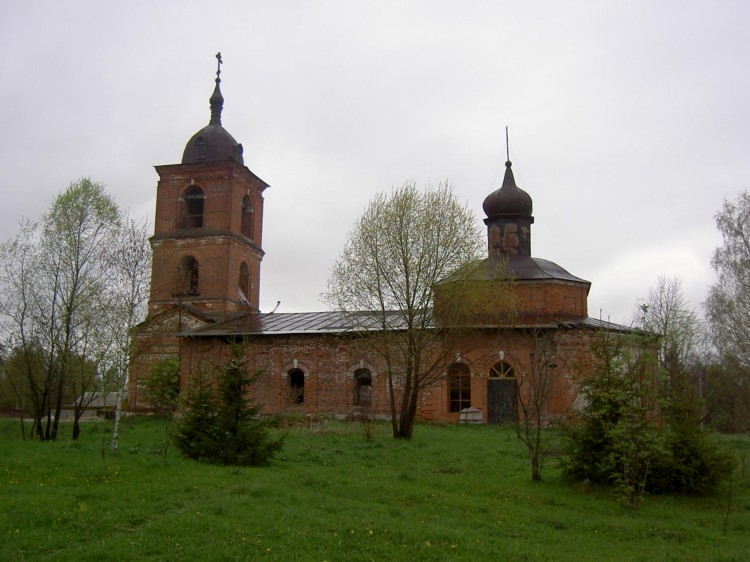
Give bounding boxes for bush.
[563,331,732,501]
[174,344,283,466]
[647,415,734,495]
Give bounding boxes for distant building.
[131,62,628,423]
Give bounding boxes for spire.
[502,159,517,188]
[209,52,224,126]
[502,125,516,187]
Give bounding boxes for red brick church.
[130,62,625,424]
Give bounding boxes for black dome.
[182,124,244,165]
[482,161,533,218]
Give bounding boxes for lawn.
[1,417,748,561]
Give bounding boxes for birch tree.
[104,216,152,454]
[706,191,750,367]
[0,178,137,441]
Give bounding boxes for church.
[130,60,626,424]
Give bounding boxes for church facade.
[130,64,624,424]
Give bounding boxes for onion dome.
[182,53,244,165]
[482,160,533,219]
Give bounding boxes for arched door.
[487,361,518,423]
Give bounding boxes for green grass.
[1,417,748,561]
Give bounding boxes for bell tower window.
[176,256,200,296]
[241,195,254,239]
[238,262,251,304]
[181,186,205,229]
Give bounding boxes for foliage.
[145,358,181,413]
[706,190,750,369]
[0,179,150,442]
[174,344,283,466]
[144,357,181,458]
[703,359,750,433]
[564,330,733,505]
[324,181,485,438]
[648,409,734,495]
[562,330,663,507]
[1,417,748,561]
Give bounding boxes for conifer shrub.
[646,403,733,495]
[174,344,283,466]
[563,331,732,502]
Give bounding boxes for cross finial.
[505,126,510,162]
[215,52,223,80]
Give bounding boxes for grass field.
[1,417,748,561]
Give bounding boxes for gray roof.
[182,310,631,338]
[450,256,590,287]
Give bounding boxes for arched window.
[241,195,254,239]
[181,186,205,229]
[354,368,372,407]
[176,256,200,296]
[288,368,305,405]
[238,262,251,303]
[448,363,471,413]
[490,361,516,379]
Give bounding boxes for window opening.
[238,262,251,304]
[354,368,372,407]
[176,256,200,296]
[288,368,305,405]
[448,363,471,413]
[241,195,254,239]
[181,186,205,229]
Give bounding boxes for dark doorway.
[487,361,517,423]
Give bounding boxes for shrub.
[564,331,733,501]
[174,344,283,466]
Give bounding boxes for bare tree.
[515,329,565,482]
[634,276,699,370]
[324,181,484,438]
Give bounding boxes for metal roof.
[182,310,632,338]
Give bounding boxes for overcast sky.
[2,1,749,325]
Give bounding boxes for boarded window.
[448,363,471,413]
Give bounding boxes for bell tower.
[148,54,268,317]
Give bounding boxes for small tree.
[174,344,283,466]
[324,181,485,439]
[144,357,181,458]
[515,330,563,482]
[563,330,662,508]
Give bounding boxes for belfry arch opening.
[176,256,200,296]
[238,262,251,304]
[241,195,254,239]
[181,186,205,229]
